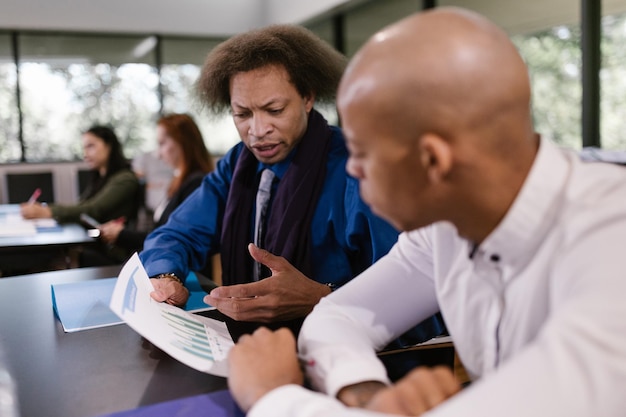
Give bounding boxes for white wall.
[441,0,626,35]
[266,0,367,24]
[3,0,626,38]
[0,0,263,36]
[0,0,354,36]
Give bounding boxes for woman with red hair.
[99,113,214,253]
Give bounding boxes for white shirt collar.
[478,138,572,269]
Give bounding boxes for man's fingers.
[394,376,434,415]
[228,327,303,412]
[398,367,460,414]
[150,290,168,302]
[210,284,251,298]
[209,280,271,299]
[166,288,190,306]
[339,381,388,408]
[274,327,296,347]
[366,367,460,416]
[365,388,409,415]
[431,366,462,397]
[205,293,273,322]
[248,243,286,271]
[234,327,292,350]
[149,278,189,306]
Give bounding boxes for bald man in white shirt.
[226,7,626,417]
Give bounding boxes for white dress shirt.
[248,138,626,417]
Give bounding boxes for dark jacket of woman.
[51,170,139,223]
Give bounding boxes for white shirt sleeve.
[248,385,390,417]
[244,145,626,417]
[420,219,626,417]
[299,229,441,397]
[253,218,626,417]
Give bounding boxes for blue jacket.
[140,126,399,287]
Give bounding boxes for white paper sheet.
[0,210,59,236]
[109,253,234,377]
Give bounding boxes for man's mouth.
[252,143,281,159]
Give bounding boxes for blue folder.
[51,272,214,332]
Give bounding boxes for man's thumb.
[248,243,280,270]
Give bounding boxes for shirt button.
[490,254,500,262]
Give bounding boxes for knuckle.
[276,327,290,336]
[406,367,429,382]
[227,301,246,321]
[263,297,280,313]
[254,327,270,337]
[432,366,453,379]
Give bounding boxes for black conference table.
[0,204,98,276]
[0,266,228,417]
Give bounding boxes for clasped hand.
[228,327,462,415]
[362,366,461,415]
[150,277,190,306]
[229,327,303,411]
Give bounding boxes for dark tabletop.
[0,266,227,417]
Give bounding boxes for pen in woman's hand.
[27,188,41,204]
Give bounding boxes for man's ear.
[304,93,316,113]
[418,133,452,184]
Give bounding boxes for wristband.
[154,273,183,285]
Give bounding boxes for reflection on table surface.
[0,266,227,417]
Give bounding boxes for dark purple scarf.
[220,109,332,286]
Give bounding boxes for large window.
[336,0,585,149]
[5,1,626,163]
[0,34,20,162]
[161,37,239,156]
[18,34,160,161]
[3,30,340,163]
[601,11,626,150]
[512,25,583,149]
[327,0,626,151]
[511,11,626,151]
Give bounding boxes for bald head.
[338,7,534,157]
[340,7,539,239]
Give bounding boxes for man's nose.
[249,113,272,137]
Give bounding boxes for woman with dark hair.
[98,114,214,253]
[20,126,139,224]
